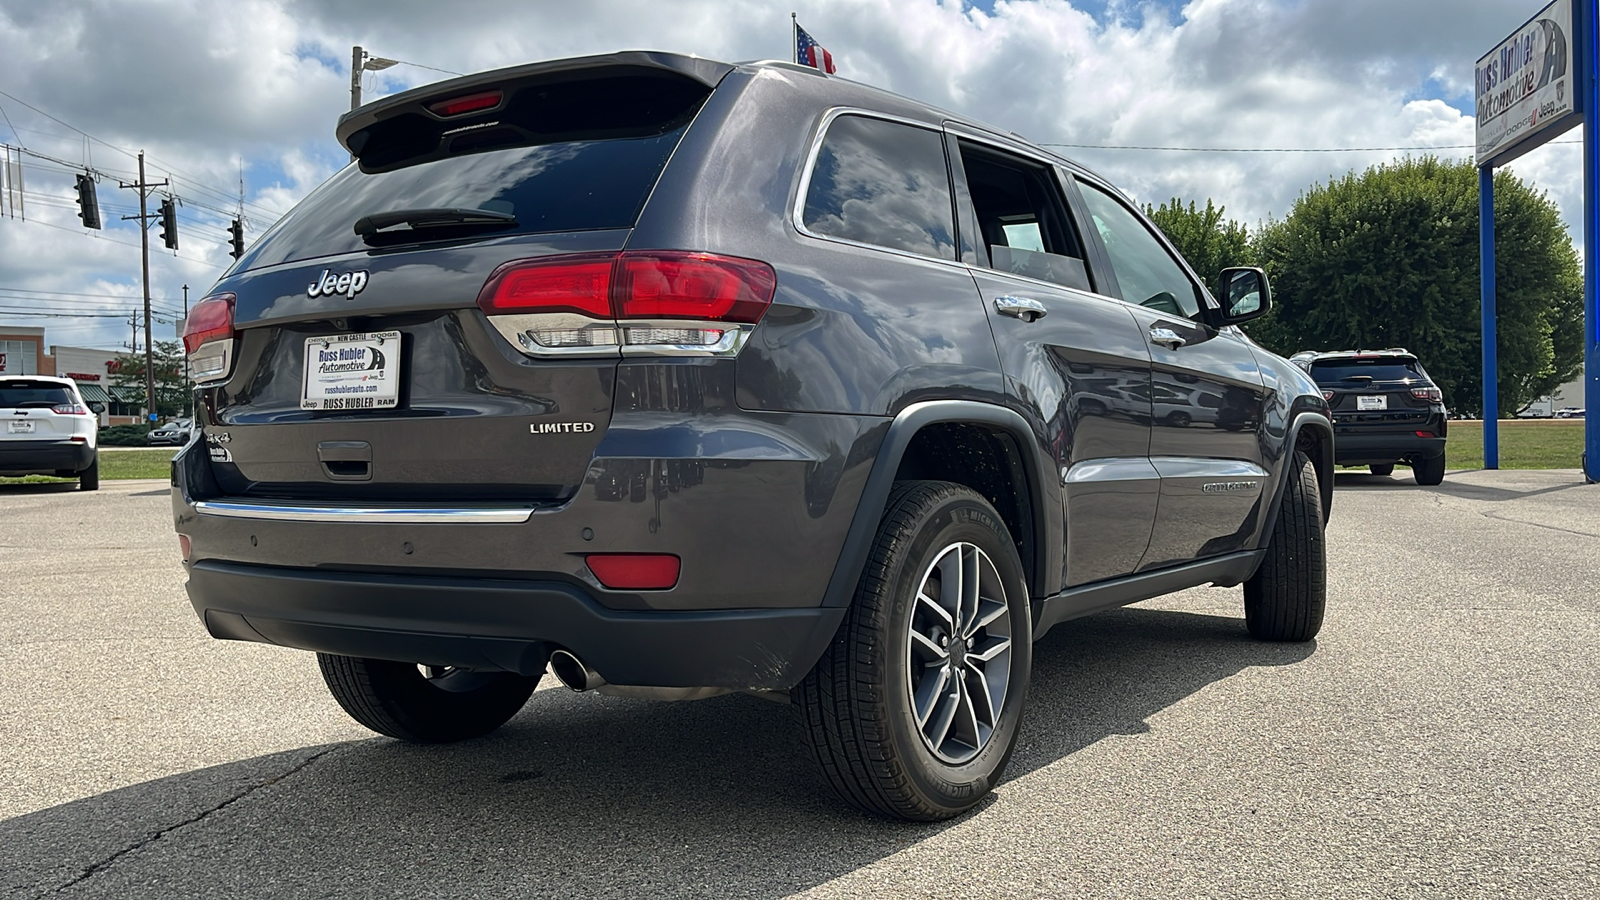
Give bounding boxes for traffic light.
[74,173,101,230]
[227,218,244,259]
[158,198,178,250]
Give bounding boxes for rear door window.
[956,140,1092,292]
[801,115,956,260]
[233,74,711,272]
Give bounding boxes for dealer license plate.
[7,419,35,433]
[1357,395,1387,411]
[301,331,402,411]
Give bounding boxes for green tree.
[1251,157,1580,416]
[1145,197,1254,294]
[111,339,189,416]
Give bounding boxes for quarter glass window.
[1079,183,1202,318]
[802,116,956,259]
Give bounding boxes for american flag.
[796,23,836,74]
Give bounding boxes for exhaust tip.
[549,649,605,692]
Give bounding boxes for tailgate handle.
[318,441,372,481]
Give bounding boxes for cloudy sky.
[0,0,1577,352]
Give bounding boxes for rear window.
[1310,359,1424,384]
[232,73,710,272]
[0,383,74,407]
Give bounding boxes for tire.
[793,481,1032,821]
[1243,451,1325,642]
[1369,463,1393,477]
[1413,454,1445,486]
[317,654,539,743]
[1166,411,1192,428]
[78,457,99,491]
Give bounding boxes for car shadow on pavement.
[0,481,78,494]
[0,606,1312,900]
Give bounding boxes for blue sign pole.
[1482,166,1499,468]
[1585,0,1600,482]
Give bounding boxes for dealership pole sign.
[1477,0,1600,482]
[1477,0,1581,167]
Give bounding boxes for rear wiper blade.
[353,207,517,237]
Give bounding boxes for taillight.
[586,554,681,590]
[1411,386,1443,403]
[52,404,88,415]
[477,251,777,358]
[183,293,237,383]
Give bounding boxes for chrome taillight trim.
[193,500,535,524]
[484,312,754,359]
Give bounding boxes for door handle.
[1148,326,1186,349]
[994,295,1048,322]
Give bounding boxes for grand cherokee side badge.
[308,269,370,299]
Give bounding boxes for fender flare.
[820,400,1060,608]
[1255,411,1334,556]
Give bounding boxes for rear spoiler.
[336,51,735,155]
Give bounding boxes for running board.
[1034,550,1265,638]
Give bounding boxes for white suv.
[0,376,99,490]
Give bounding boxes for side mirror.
[88,402,106,414]
[1217,267,1271,325]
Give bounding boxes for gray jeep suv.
[172,51,1334,821]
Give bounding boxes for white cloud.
[0,0,1582,351]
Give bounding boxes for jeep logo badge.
[307,269,370,300]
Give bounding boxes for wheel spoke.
[964,660,999,727]
[969,599,1007,638]
[916,589,954,631]
[915,665,951,728]
[924,679,961,750]
[959,546,981,636]
[910,628,948,662]
[969,635,1011,663]
[951,676,984,749]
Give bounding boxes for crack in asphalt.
[1479,510,1600,540]
[34,747,341,898]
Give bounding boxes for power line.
[1043,139,1584,153]
[1,215,224,269]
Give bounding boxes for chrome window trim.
[193,500,535,524]
[792,107,968,271]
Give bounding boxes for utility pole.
[119,151,167,425]
[182,283,189,409]
[351,45,365,111]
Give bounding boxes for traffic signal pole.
[118,151,167,423]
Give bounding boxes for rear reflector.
[178,534,191,563]
[183,293,236,353]
[1322,390,1334,401]
[1416,430,1435,438]
[428,90,503,117]
[586,554,681,590]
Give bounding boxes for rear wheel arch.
[822,402,1058,607]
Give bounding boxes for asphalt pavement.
[2,470,1597,899]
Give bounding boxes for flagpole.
[792,12,798,64]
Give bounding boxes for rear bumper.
[0,440,94,475]
[187,560,845,690]
[1333,431,1446,464]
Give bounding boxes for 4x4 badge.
[307,269,370,300]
